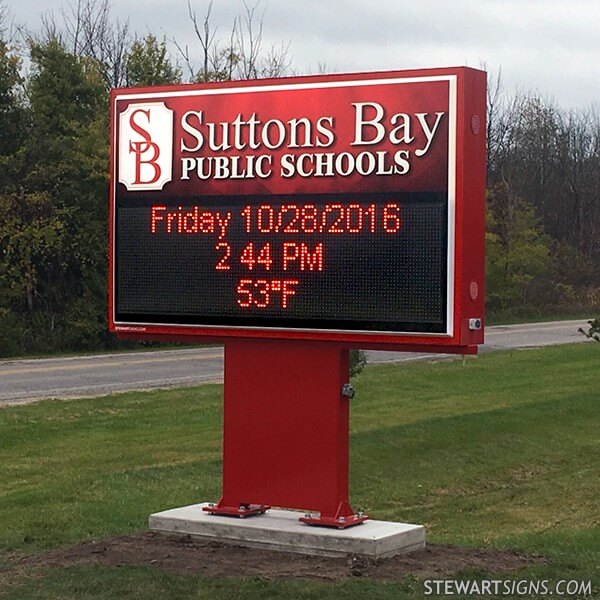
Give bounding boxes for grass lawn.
[0,343,598,598]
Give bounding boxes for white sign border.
[112,74,457,338]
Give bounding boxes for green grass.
[0,343,598,599]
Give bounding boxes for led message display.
[109,68,486,348]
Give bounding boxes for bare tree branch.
[39,0,131,87]
[172,37,196,80]
[0,0,7,40]
[237,0,265,79]
[260,40,291,78]
[39,10,64,44]
[0,0,20,45]
[187,0,219,82]
[61,0,83,54]
[176,0,290,82]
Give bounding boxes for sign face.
[109,67,486,349]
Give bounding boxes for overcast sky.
[7,0,600,108]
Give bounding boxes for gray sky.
[7,0,600,108]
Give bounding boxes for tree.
[578,319,600,342]
[486,183,552,312]
[126,34,181,87]
[0,190,67,313]
[43,0,131,88]
[177,0,290,82]
[25,38,107,208]
[487,89,600,279]
[555,108,600,261]
[0,37,109,352]
[0,12,26,190]
[350,350,366,378]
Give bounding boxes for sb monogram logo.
[128,109,162,185]
[118,102,173,191]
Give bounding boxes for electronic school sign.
[109,67,486,351]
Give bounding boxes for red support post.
[203,338,367,528]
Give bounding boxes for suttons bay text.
[149,202,403,310]
[178,103,445,181]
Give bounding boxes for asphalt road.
[0,320,591,406]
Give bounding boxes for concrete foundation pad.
[149,503,425,559]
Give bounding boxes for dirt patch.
[5,532,543,582]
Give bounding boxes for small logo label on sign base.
[118,102,173,191]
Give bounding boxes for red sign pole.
[203,338,367,528]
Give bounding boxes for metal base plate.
[299,514,369,529]
[202,503,270,518]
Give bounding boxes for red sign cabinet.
[109,67,486,527]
